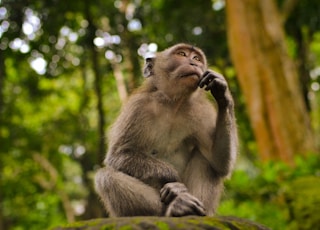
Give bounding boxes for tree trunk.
[84,0,106,164]
[0,48,6,230]
[117,0,142,92]
[226,0,316,164]
[91,46,106,164]
[82,0,107,219]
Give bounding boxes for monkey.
[95,43,238,217]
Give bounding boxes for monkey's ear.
[143,57,155,78]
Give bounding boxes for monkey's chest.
[146,117,195,173]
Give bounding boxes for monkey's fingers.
[179,193,206,216]
[160,186,177,204]
[199,70,224,88]
[166,198,206,217]
[160,188,181,205]
[191,199,206,216]
[160,182,188,204]
[198,71,213,88]
[205,78,227,92]
[160,188,173,204]
[193,206,206,216]
[181,194,206,216]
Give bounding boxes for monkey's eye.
[193,56,201,62]
[177,51,187,56]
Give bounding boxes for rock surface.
[53,216,270,230]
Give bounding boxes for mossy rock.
[53,216,270,230]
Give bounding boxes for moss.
[118,226,133,230]
[52,218,116,230]
[53,216,270,230]
[155,221,170,230]
[186,217,228,229]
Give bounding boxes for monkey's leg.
[183,153,223,216]
[95,167,164,217]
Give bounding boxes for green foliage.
[285,176,320,230]
[218,155,320,230]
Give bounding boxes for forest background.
[0,0,319,229]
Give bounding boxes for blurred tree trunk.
[117,0,142,93]
[226,0,316,164]
[0,52,4,114]
[122,43,141,92]
[0,49,5,230]
[81,0,106,219]
[111,62,128,103]
[84,0,106,167]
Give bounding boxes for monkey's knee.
[94,167,115,195]
[94,167,165,216]
[95,167,123,207]
[94,167,122,216]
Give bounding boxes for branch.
[112,62,128,103]
[33,153,75,222]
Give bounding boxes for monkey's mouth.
[180,72,201,79]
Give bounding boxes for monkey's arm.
[199,70,238,177]
[106,149,180,189]
[210,102,238,176]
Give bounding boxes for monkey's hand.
[160,182,206,217]
[198,70,233,108]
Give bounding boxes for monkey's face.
[143,44,208,96]
[170,49,205,75]
[159,44,207,90]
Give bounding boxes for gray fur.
[95,44,238,217]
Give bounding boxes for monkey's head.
[143,43,208,97]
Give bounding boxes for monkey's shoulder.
[121,91,216,121]
[119,92,157,118]
[120,91,162,115]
